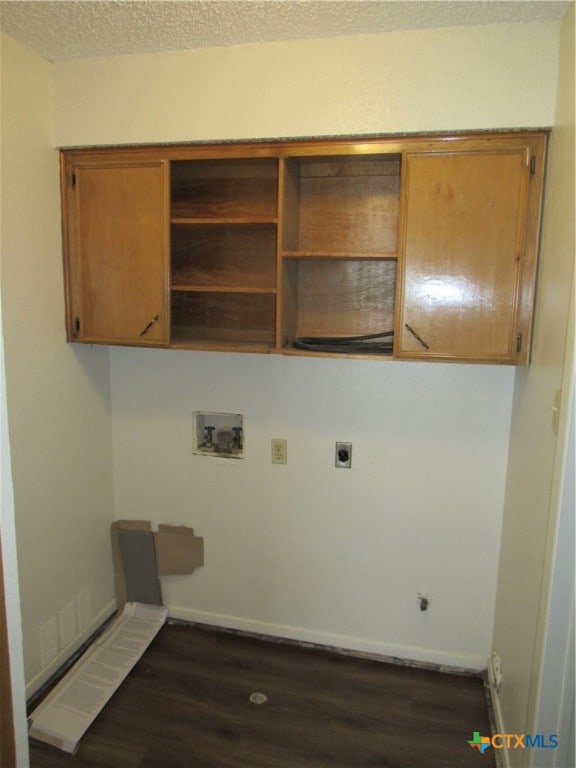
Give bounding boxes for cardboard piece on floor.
[154,524,204,576]
[28,602,167,754]
[118,526,163,606]
[110,521,204,610]
[110,520,162,611]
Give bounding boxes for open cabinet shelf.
[170,158,278,220]
[169,158,279,349]
[280,259,397,356]
[280,154,401,257]
[171,291,276,351]
[278,153,401,355]
[171,223,277,292]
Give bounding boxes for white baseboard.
[168,604,486,674]
[488,685,510,768]
[26,599,117,699]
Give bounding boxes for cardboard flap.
[154,524,204,576]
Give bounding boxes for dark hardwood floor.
[30,623,496,768]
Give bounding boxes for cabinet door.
[64,159,170,345]
[395,148,533,363]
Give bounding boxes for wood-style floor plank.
[29,623,496,768]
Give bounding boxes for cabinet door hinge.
[69,172,76,188]
[529,155,536,176]
[516,332,523,353]
[72,317,80,340]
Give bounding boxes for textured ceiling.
[0,0,569,62]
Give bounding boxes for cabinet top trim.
[60,129,550,161]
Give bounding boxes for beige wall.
[51,19,561,672]
[0,306,29,767]
[1,34,116,697]
[54,21,559,146]
[111,350,513,669]
[491,5,575,764]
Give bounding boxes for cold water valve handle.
[203,425,215,448]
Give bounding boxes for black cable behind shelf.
[293,330,393,354]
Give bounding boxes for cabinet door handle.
[139,314,160,337]
[405,323,429,349]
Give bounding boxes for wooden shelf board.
[282,250,397,261]
[280,347,393,361]
[171,285,277,295]
[171,217,278,226]
[170,337,274,353]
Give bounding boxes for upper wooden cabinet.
[60,131,547,364]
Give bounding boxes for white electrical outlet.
[271,438,287,464]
